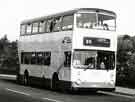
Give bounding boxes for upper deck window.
[62,15,73,30]
[53,17,62,31]
[76,13,96,29]
[26,23,32,34]
[39,21,46,33]
[76,13,116,31]
[32,22,39,33]
[46,19,53,33]
[98,14,115,31]
[20,25,26,35]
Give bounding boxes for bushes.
[117,35,135,88]
[0,35,18,75]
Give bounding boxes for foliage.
[117,35,135,87]
[0,35,18,74]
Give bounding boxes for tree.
[117,35,133,67]
[117,34,135,87]
[127,53,135,86]
[0,35,18,74]
[117,35,133,86]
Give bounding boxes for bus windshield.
[73,50,115,70]
[76,13,116,31]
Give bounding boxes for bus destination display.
[83,37,110,47]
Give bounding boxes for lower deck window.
[43,52,51,65]
[21,52,51,66]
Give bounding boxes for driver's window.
[85,57,95,68]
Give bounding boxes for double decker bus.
[17,8,117,91]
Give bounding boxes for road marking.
[5,88,30,96]
[98,91,133,99]
[42,97,63,102]
[0,74,16,78]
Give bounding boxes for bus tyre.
[16,74,21,84]
[23,72,29,86]
[52,74,59,91]
[107,88,115,92]
[42,76,46,88]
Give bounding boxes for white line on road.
[5,88,30,96]
[98,91,133,99]
[42,97,63,102]
[0,74,16,78]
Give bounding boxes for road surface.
[0,76,134,102]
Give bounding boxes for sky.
[0,0,134,41]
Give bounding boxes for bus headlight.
[75,79,82,85]
[109,80,114,85]
[110,73,115,80]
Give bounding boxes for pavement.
[115,86,135,96]
[0,74,134,96]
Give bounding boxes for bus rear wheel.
[23,72,29,86]
[52,74,59,91]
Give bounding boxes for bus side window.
[37,52,44,65]
[43,52,51,66]
[26,23,32,34]
[20,24,26,35]
[32,22,39,33]
[53,17,62,32]
[64,51,71,67]
[62,15,73,30]
[24,52,31,64]
[39,20,46,33]
[31,52,37,64]
[46,19,53,33]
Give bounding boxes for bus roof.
[21,8,116,24]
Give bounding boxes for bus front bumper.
[71,81,115,89]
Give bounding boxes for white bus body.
[17,8,117,91]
